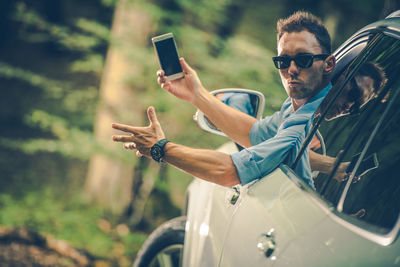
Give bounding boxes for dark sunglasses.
[272,53,329,69]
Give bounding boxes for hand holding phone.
[347,152,379,181]
[152,33,184,81]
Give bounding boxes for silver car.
[134,11,400,267]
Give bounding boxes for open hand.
[157,58,204,104]
[112,106,165,158]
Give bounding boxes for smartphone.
[152,33,184,81]
[347,152,379,178]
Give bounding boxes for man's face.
[355,75,376,104]
[326,79,357,120]
[277,30,326,100]
[326,74,376,120]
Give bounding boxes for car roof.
[332,11,400,81]
[335,11,400,55]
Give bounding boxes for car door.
[219,28,400,266]
[182,141,243,267]
[219,166,330,266]
[275,31,400,266]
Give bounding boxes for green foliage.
[75,18,110,42]
[14,2,110,52]
[0,109,134,163]
[70,54,104,74]
[0,190,147,261]
[138,1,169,25]
[0,62,64,98]
[177,0,233,30]
[0,2,112,161]
[101,0,119,7]
[4,0,285,161]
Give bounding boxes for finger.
[351,208,366,218]
[158,74,167,85]
[352,175,361,183]
[112,123,145,135]
[157,76,163,85]
[136,151,143,157]
[161,81,172,92]
[180,57,194,75]
[112,135,135,142]
[157,70,165,77]
[147,106,159,125]
[124,142,136,150]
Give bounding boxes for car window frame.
[318,33,400,218]
[337,75,400,225]
[291,33,382,171]
[287,31,400,244]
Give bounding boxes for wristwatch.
[150,139,170,162]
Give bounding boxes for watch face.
[150,139,169,162]
[151,145,163,162]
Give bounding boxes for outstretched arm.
[157,58,257,147]
[112,107,240,187]
[309,150,350,182]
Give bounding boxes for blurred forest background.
[0,0,398,265]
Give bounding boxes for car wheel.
[133,216,186,267]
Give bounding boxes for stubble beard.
[287,84,315,100]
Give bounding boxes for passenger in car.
[112,11,336,189]
[322,62,386,121]
[309,62,387,182]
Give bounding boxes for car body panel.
[220,165,400,266]
[182,142,240,267]
[280,212,400,266]
[219,167,328,266]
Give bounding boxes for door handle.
[228,186,240,205]
[257,228,276,258]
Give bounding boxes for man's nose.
[288,60,299,75]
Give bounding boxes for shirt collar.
[296,83,332,115]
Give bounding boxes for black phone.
[347,152,379,178]
[152,33,184,81]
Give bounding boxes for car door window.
[309,34,400,232]
[341,86,400,231]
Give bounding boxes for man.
[112,11,336,188]
[309,62,387,183]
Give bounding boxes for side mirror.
[194,88,265,137]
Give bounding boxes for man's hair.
[277,11,331,54]
[356,62,387,95]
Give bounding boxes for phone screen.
[154,38,182,76]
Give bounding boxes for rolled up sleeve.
[249,113,280,146]
[231,123,305,185]
[231,83,331,187]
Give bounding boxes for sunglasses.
[272,53,329,69]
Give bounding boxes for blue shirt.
[230,84,332,188]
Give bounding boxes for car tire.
[133,216,186,267]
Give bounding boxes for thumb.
[180,57,194,74]
[147,106,166,139]
[147,106,159,126]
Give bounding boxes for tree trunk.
[85,0,153,213]
[209,0,245,57]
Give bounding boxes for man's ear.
[324,55,336,74]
